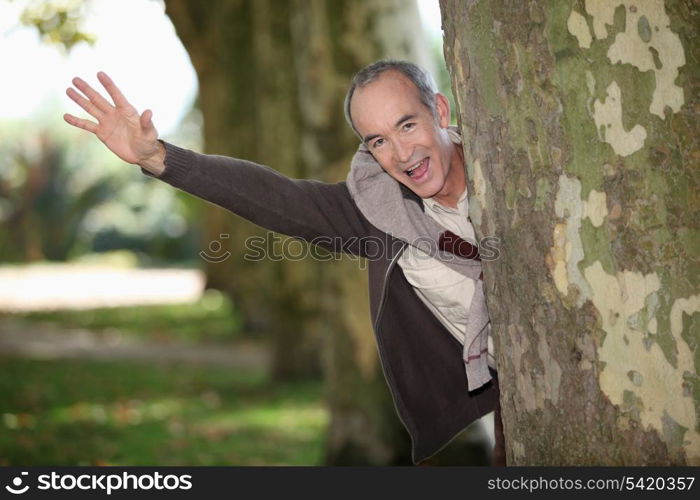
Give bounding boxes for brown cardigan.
[141,141,498,463]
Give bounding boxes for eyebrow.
[362,114,417,144]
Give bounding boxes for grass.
[0,357,328,466]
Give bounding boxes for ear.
[435,93,450,128]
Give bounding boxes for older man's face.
[350,70,464,206]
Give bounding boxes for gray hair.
[344,59,439,139]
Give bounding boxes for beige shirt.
[398,188,496,370]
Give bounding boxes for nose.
[392,138,413,164]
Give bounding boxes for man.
[64,60,504,465]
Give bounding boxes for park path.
[0,263,204,311]
[0,262,271,370]
[0,318,270,369]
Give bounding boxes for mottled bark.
[441,0,699,465]
[164,0,433,464]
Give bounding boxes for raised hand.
[64,72,164,171]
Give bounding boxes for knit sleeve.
[140,141,372,256]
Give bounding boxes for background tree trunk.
[164,0,434,465]
[441,0,699,465]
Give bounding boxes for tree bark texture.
[441,0,699,465]
[164,0,433,465]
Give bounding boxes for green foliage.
[0,121,201,263]
[0,132,115,261]
[19,0,95,52]
[0,357,327,465]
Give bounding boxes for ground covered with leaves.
[0,357,327,465]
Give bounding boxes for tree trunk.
[441,0,699,465]
[164,0,432,464]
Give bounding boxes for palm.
[96,105,155,164]
[64,72,159,165]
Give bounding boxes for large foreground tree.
[441,0,699,464]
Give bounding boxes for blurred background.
[0,0,493,465]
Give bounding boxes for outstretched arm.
[64,72,165,175]
[64,73,373,255]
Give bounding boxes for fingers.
[63,113,98,133]
[66,87,103,119]
[71,76,113,113]
[97,71,130,108]
[140,109,153,129]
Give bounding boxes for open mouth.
[406,158,429,180]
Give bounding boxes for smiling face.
[349,70,465,207]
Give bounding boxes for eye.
[402,122,416,131]
[372,138,385,149]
